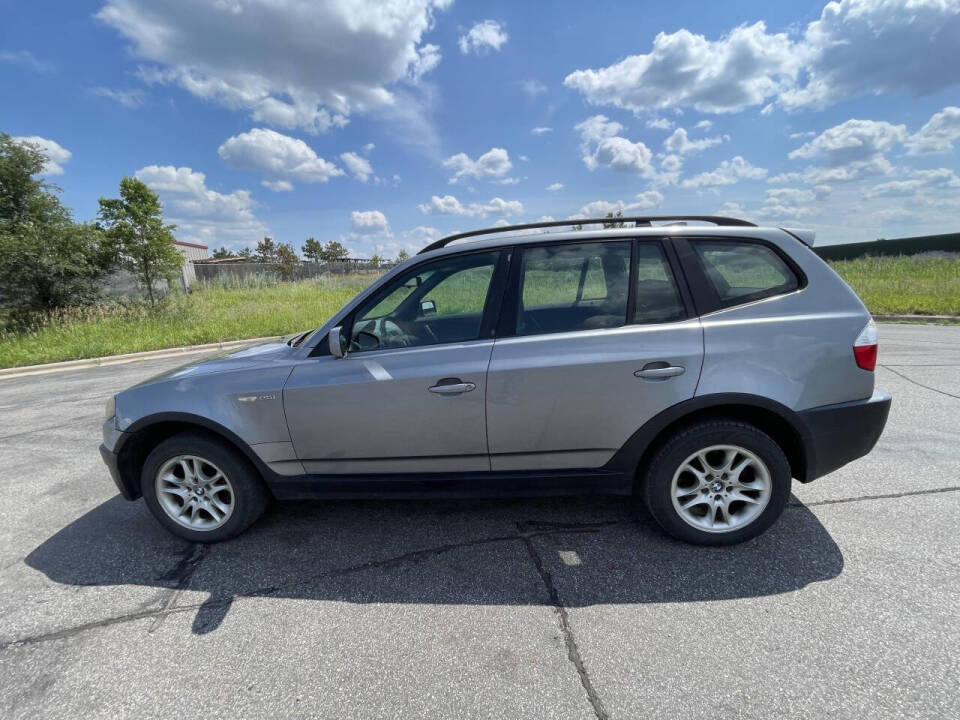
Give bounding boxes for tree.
[302,237,323,263]
[0,134,116,320]
[602,210,625,229]
[370,253,383,268]
[275,242,299,280]
[236,247,252,260]
[396,248,410,262]
[98,177,182,306]
[320,240,350,262]
[212,246,232,259]
[254,236,277,264]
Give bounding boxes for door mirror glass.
[420,299,436,315]
[328,326,347,358]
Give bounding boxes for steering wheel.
[376,318,411,348]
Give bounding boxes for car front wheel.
[141,431,269,543]
[642,420,792,545]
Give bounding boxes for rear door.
[485,239,703,471]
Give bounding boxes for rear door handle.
[429,379,476,395]
[634,365,685,380]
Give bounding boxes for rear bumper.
[799,388,891,481]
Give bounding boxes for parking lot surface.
[1,323,957,719]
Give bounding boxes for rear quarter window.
[691,240,800,307]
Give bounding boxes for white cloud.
[575,115,655,176]
[564,22,799,115]
[418,194,523,217]
[564,1,960,116]
[681,156,767,188]
[695,120,713,131]
[579,190,664,216]
[443,147,512,183]
[864,168,960,198]
[547,182,564,191]
[663,127,724,154]
[458,20,508,54]
[764,187,817,205]
[781,0,960,110]
[904,106,960,155]
[531,126,553,135]
[217,128,343,187]
[521,79,547,97]
[0,50,55,74]
[363,143,376,154]
[789,130,816,140]
[98,0,452,133]
[13,136,71,175]
[340,151,374,182]
[646,117,674,130]
[351,210,390,232]
[135,165,267,248]
[261,179,293,192]
[660,154,682,172]
[788,119,906,165]
[92,86,145,108]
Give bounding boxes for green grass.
[828,256,960,316]
[0,256,957,368]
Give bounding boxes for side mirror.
[328,326,347,358]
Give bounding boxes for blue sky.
[2,0,960,256]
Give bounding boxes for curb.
[0,336,281,380]
[873,314,960,324]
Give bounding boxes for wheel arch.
[605,393,814,487]
[116,413,276,500]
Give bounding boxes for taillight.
[854,318,878,371]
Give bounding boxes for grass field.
[0,256,957,368]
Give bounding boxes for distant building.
[174,240,209,287]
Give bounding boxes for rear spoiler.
[781,228,816,247]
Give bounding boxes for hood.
[127,337,301,389]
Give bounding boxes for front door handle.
[429,379,476,395]
[634,365,685,380]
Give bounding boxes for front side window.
[349,251,500,352]
[691,240,800,306]
[517,242,630,335]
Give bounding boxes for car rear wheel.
[641,420,791,545]
[141,431,269,543]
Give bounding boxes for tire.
[141,431,270,543]
[641,420,791,546]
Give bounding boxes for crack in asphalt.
[3,485,959,653]
[879,364,960,400]
[519,523,610,720]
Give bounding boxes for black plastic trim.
[798,391,891,479]
[99,443,138,501]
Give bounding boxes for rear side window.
[517,242,630,335]
[634,243,686,323]
[691,240,799,307]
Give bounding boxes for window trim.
[330,248,507,355]
[497,237,689,339]
[673,236,807,314]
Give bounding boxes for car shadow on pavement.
[26,494,842,634]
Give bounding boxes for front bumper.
[99,443,138,500]
[100,418,139,500]
[799,388,892,481]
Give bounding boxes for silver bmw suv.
[100,216,891,546]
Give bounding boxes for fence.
[192,260,398,284]
[813,232,960,261]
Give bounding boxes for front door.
[486,239,703,471]
[283,250,504,474]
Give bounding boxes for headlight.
[104,395,116,420]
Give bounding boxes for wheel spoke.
[160,485,190,499]
[156,454,234,530]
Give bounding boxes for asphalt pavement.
[0,323,957,719]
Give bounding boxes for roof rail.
[418,216,756,254]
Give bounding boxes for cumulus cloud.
[98,0,451,133]
[531,126,553,135]
[351,210,390,232]
[547,182,564,191]
[458,20,508,54]
[680,156,767,188]
[579,191,664,217]
[663,127,725,155]
[575,115,655,176]
[261,179,293,192]
[646,117,674,130]
[418,194,523,217]
[340,151,374,182]
[217,128,343,188]
[443,147,512,183]
[564,1,960,115]
[788,119,906,165]
[135,165,267,247]
[904,106,960,155]
[864,168,960,198]
[13,136,71,175]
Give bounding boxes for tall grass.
[0,256,957,368]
